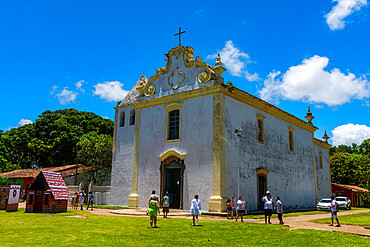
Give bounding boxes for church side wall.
[109,106,136,206]
[315,145,331,200]
[137,95,214,210]
[224,97,316,211]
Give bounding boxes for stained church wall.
[135,95,214,210]
[315,145,331,200]
[224,96,317,211]
[109,106,136,206]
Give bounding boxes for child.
[226,199,233,220]
[190,195,202,226]
[73,192,79,210]
[71,193,75,209]
[86,191,94,210]
[235,196,246,222]
[148,195,160,228]
[275,196,284,225]
[162,191,170,218]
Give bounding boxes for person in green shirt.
[148,195,160,228]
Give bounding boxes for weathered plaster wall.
[142,53,214,101]
[315,145,331,200]
[225,96,316,211]
[137,95,214,210]
[109,106,136,205]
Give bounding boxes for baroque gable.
[136,45,226,100]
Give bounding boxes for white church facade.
[109,45,332,212]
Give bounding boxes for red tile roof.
[41,171,71,200]
[0,164,88,179]
[332,183,369,193]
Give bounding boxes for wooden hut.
[26,171,70,213]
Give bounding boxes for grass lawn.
[1,209,369,246]
[311,211,370,227]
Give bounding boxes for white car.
[317,198,332,211]
[335,196,351,210]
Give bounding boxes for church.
[109,41,332,212]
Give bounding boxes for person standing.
[329,196,340,227]
[190,195,202,226]
[261,191,274,224]
[74,192,79,210]
[226,199,233,220]
[235,196,246,222]
[79,190,86,210]
[148,195,160,228]
[275,196,284,225]
[162,191,170,218]
[86,191,94,211]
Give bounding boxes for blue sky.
[1,0,369,146]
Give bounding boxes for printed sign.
[6,185,21,212]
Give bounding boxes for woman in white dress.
[190,195,202,226]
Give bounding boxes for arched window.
[168,110,180,140]
[119,111,125,127]
[130,109,135,125]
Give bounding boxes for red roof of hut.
[29,171,71,200]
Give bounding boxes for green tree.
[1,109,114,171]
[330,152,370,188]
[77,131,112,186]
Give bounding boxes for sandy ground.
[18,202,370,237]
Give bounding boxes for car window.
[320,200,331,203]
[336,198,346,201]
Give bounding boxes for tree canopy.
[330,138,370,190]
[0,109,113,172]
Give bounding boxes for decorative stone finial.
[212,53,227,84]
[304,107,314,125]
[323,131,329,143]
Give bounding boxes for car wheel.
[348,205,351,210]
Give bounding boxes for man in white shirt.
[261,191,274,224]
[329,196,340,227]
[149,190,160,204]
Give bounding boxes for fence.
[67,183,110,205]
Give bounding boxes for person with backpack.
[86,191,94,210]
[329,196,340,227]
[162,191,170,218]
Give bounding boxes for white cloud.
[331,123,370,146]
[325,0,367,30]
[75,80,85,93]
[102,116,110,119]
[259,55,370,106]
[93,81,129,102]
[207,41,259,81]
[18,119,33,126]
[50,85,58,95]
[56,87,78,105]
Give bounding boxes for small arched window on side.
[119,111,125,127]
[130,109,135,125]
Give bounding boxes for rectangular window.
[289,131,294,152]
[168,110,180,140]
[119,111,125,127]
[319,153,323,169]
[257,119,264,143]
[29,193,34,205]
[44,193,49,205]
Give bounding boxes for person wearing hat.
[261,191,274,224]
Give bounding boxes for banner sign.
[6,185,21,212]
